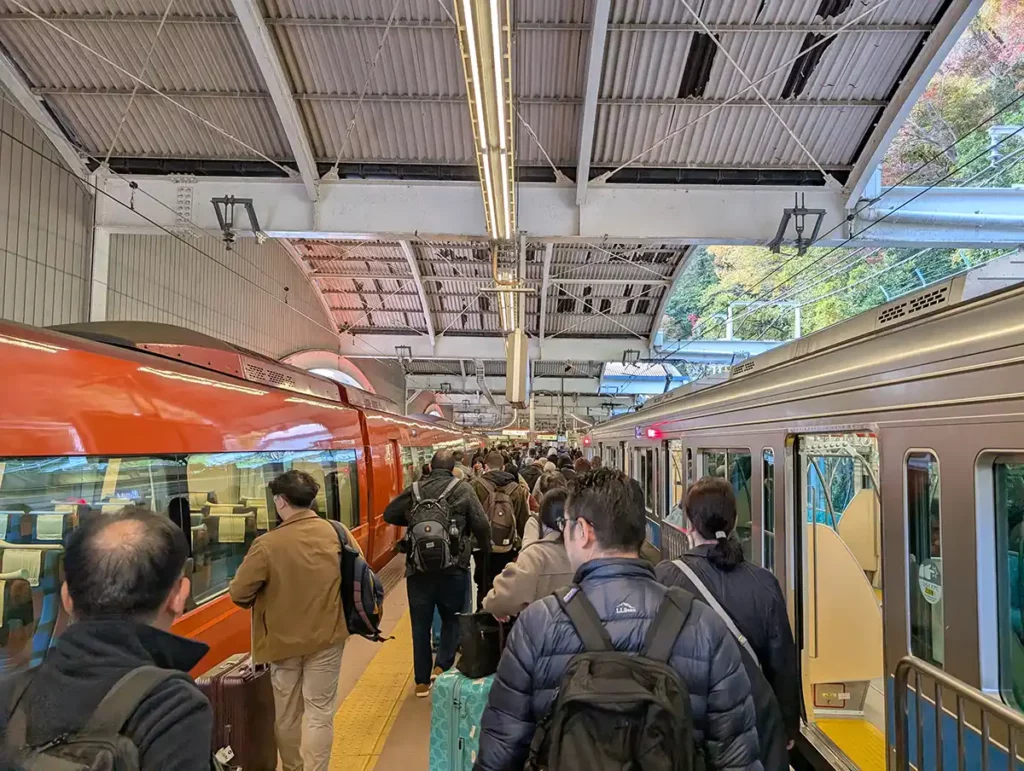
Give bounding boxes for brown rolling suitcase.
[196,652,277,771]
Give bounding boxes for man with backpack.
[384,449,491,697]
[475,468,762,771]
[470,452,530,609]
[230,469,359,771]
[1,506,214,771]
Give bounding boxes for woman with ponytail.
[655,477,800,770]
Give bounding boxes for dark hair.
[573,458,591,473]
[430,449,456,471]
[485,451,504,470]
[269,469,320,508]
[540,488,569,532]
[537,470,567,496]
[452,449,465,464]
[557,455,573,470]
[65,507,189,620]
[566,468,646,553]
[685,477,744,571]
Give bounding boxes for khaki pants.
[269,643,345,771]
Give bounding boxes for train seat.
[0,545,65,666]
[0,575,35,673]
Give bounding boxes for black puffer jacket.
[384,468,491,575]
[475,559,762,771]
[655,545,801,741]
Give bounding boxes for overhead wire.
[103,0,176,167]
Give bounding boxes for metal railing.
[895,655,1024,771]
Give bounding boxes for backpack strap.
[81,666,180,735]
[642,587,693,663]
[673,559,761,669]
[441,477,462,498]
[556,586,612,652]
[412,481,423,503]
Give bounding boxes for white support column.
[229,0,320,203]
[538,242,554,343]
[844,0,984,206]
[399,240,436,348]
[0,50,90,186]
[647,246,694,348]
[89,227,110,322]
[576,0,612,206]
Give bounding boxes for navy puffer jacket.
[475,558,763,771]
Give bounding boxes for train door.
[662,440,688,559]
[794,432,886,769]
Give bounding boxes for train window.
[906,451,942,667]
[685,447,693,486]
[667,441,685,528]
[644,449,654,512]
[763,449,775,574]
[994,459,1024,708]
[701,449,753,560]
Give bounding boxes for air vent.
[240,357,340,401]
[730,359,757,379]
[875,284,952,328]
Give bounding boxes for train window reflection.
[906,452,942,667]
[763,449,775,574]
[995,459,1024,708]
[701,449,752,560]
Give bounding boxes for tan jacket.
[481,530,574,618]
[229,510,359,664]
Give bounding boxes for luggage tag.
[214,746,235,766]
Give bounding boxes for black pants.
[407,569,470,685]
[473,549,518,610]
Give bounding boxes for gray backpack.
[406,477,462,573]
[7,666,221,771]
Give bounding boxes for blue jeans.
[432,575,472,647]
[408,569,471,685]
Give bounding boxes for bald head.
[430,449,456,471]
[64,506,189,624]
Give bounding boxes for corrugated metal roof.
[262,0,454,23]
[593,103,877,167]
[608,0,940,25]
[517,103,581,165]
[3,1,232,15]
[603,361,681,377]
[47,93,289,158]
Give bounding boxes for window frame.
[903,447,944,668]
[762,447,776,574]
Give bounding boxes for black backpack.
[405,477,462,573]
[526,586,702,771]
[329,521,390,642]
[6,666,227,771]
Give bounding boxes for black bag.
[455,612,513,679]
[6,666,219,771]
[405,478,462,574]
[526,586,701,771]
[329,521,391,642]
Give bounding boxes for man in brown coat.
[229,470,358,771]
[470,451,531,608]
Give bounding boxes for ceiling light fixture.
[455,0,515,241]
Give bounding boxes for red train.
[0,320,482,673]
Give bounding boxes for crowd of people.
[0,440,800,771]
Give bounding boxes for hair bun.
[714,530,727,539]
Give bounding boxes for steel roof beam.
[647,246,695,348]
[538,243,554,343]
[339,333,646,362]
[844,0,985,207]
[0,13,934,32]
[399,240,436,348]
[576,0,611,207]
[229,0,319,203]
[0,50,90,185]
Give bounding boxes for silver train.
[588,272,1024,770]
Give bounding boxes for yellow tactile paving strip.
[817,718,887,771]
[329,610,415,771]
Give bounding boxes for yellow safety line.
[329,611,415,771]
[817,718,887,771]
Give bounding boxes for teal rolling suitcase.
[429,670,495,771]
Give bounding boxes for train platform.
[329,556,429,771]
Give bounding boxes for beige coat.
[482,530,574,617]
[229,510,360,664]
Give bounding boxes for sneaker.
[431,666,444,681]
[415,683,430,698]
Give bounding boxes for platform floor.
[329,572,429,771]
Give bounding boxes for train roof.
[591,271,1024,438]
